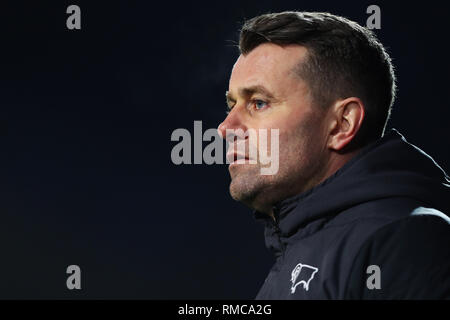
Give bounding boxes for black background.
[0,1,449,299]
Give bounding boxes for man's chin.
[229,168,262,204]
[229,182,272,214]
[229,186,254,206]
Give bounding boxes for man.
[218,11,450,299]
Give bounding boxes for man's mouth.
[226,152,251,165]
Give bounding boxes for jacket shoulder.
[344,210,450,299]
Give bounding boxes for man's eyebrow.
[239,85,275,99]
[225,85,276,107]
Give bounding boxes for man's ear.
[327,97,365,151]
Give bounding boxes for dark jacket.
[255,128,450,299]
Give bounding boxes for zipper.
[259,205,287,298]
[271,205,286,256]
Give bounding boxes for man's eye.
[253,100,268,110]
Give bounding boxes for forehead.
[230,43,308,90]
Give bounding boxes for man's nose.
[217,109,247,142]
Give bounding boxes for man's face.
[218,43,330,214]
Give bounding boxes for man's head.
[218,11,396,216]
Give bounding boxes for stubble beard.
[228,159,293,213]
[229,163,267,206]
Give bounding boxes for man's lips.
[226,152,251,164]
